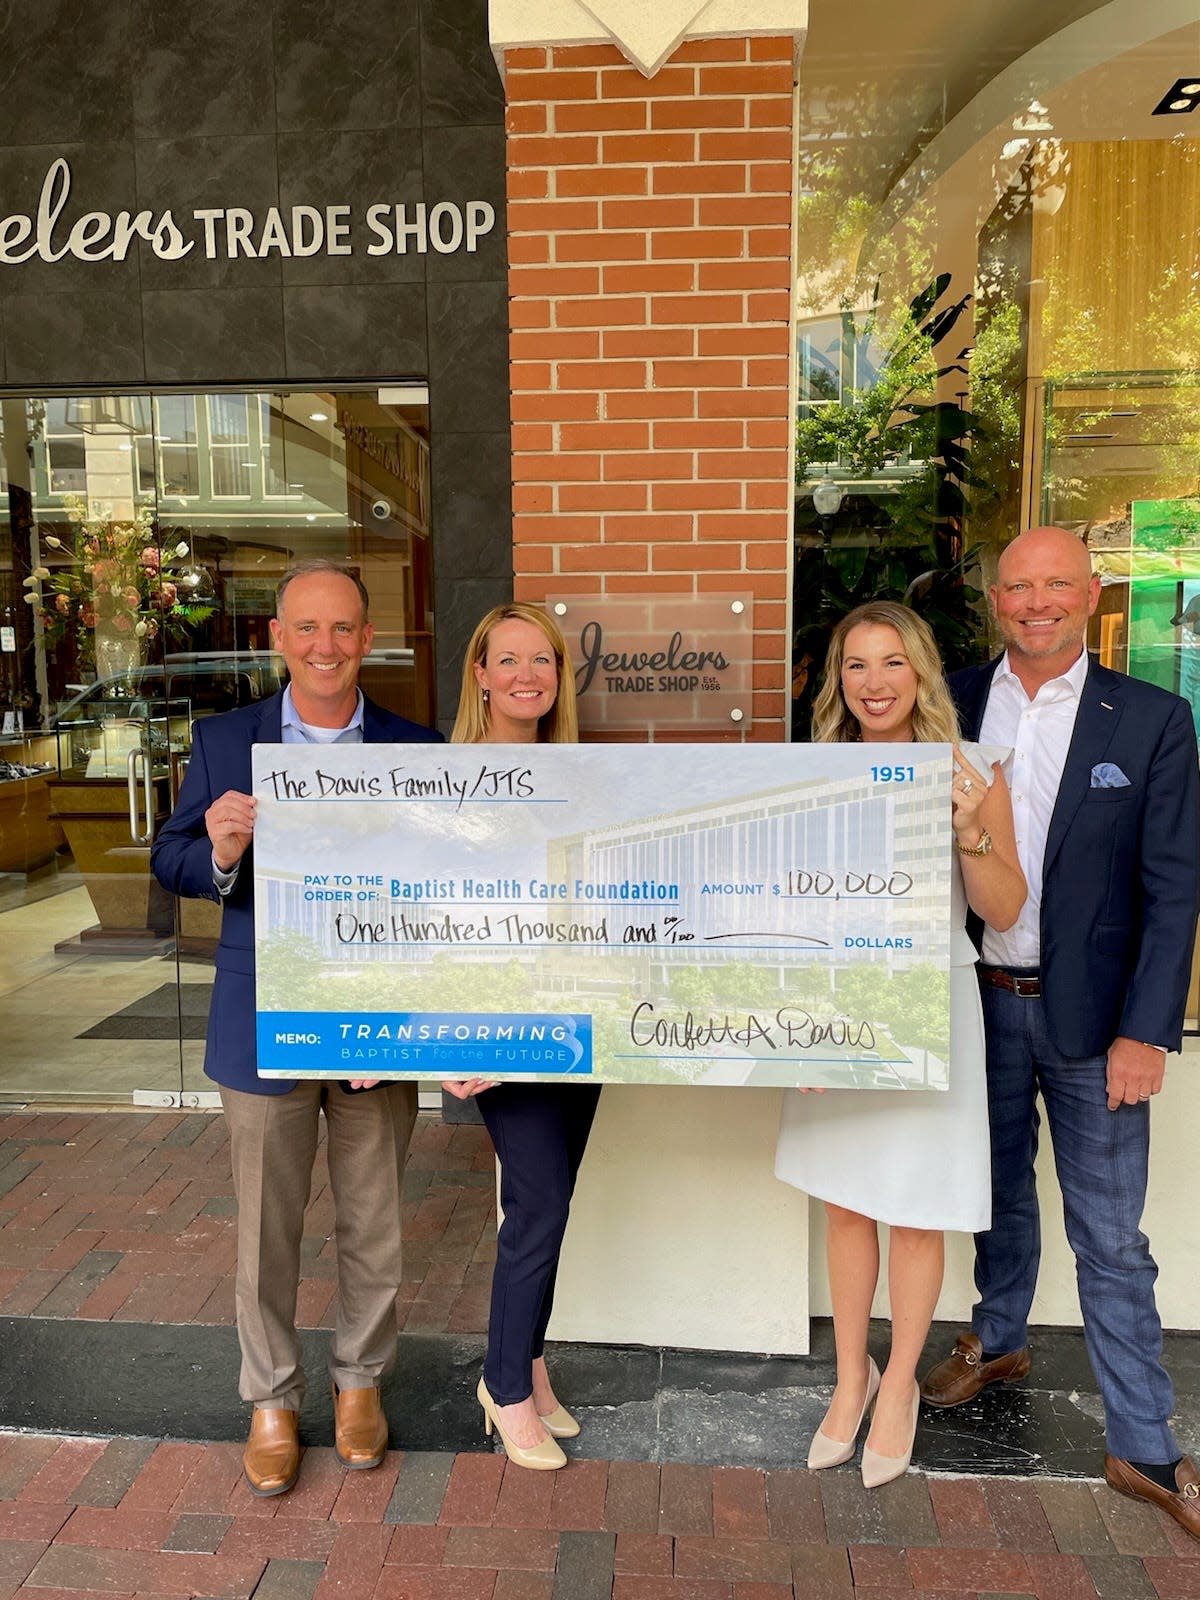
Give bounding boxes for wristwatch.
[955,829,992,857]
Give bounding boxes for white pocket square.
[1091,762,1130,788]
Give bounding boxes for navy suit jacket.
[151,691,443,1094]
[951,656,1200,1057]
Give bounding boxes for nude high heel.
[538,1403,580,1440]
[860,1381,921,1489]
[807,1356,881,1470]
[477,1379,566,1471]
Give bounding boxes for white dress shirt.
[978,647,1089,968]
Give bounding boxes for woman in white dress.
[776,601,1025,1488]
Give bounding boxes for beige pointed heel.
[861,1381,920,1489]
[807,1356,881,1470]
[538,1402,580,1440]
[478,1379,566,1471]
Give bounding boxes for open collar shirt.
[978,646,1089,968]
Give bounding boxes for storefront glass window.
[0,385,434,1101]
[792,6,1200,1024]
[791,5,1200,761]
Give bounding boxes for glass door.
[0,394,187,1103]
[0,385,435,1103]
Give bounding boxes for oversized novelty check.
[252,743,954,1088]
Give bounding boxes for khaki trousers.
[220,1080,417,1411]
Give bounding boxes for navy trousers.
[477,1083,602,1406]
[973,981,1177,1462]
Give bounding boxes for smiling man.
[152,560,442,1498]
[919,526,1200,1540]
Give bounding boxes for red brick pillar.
[501,37,796,740]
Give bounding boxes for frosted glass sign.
[547,593,754,732]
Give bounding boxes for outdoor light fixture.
[811,473,844,518]
[1152,78,1200,115]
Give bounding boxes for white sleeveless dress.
[774,744,991,1232]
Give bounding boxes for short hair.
[275,559,370,621]
[811,600,961,745]
[451,603,579,745]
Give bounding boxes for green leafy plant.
[792,274,989,736]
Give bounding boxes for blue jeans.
[974,981,1177,1462]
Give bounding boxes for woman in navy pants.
[443,603,600,1471]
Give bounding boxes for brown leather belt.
[978,965,1041,998]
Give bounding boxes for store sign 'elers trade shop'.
[0,159,496,266]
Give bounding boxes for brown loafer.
[1106,1454,1200,1543]
[243,1406,300,1497]
[333,1382,387,1469]
[919,1331,1031,1408]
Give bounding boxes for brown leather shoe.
[333,1383,387,1469]
[919,1331,1031,1408]
[243,1407,300,1497]
[1106,1454,1200,1543]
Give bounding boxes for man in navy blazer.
[153,560,441,1497]
[919,527,1200,1540]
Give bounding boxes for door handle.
[127,748,154,845]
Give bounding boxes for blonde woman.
[444,604,598,1472]
[776,601,1025,1487]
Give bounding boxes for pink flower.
[55,593,70,614]
[80,605,97,628]
[113,612,133,633]
[124,587,141,608]
[92,559,112,583]
[140,545,160,571]
[159,582,177,607]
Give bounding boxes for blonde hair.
[451,603,579,745]
[811,601,960,745]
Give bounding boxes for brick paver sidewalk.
[2,1111,1199,1596]
[2,1432,1199,1598]
[0,1110,495,1335]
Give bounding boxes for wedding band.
[962,779,973,793]
[1138,1092,1150,1100]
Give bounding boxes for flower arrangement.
[23,497,215,671]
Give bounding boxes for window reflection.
[1,388,436,737]
[792,6,1200,742]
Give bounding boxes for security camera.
[370,497,392,521]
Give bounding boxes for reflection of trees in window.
[795,76,940,321]
[791,274,984,738]
[791,66,994,740]
[789,53,1122,734]
[961,136,1200,561]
